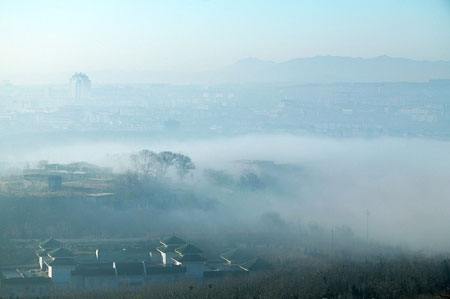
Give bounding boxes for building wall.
[72,275,118,290]
[160,251,167,265]
[49,265,75,284]
[184,262,205,280]
[166,252,176,265]
[161,251,177,265]
[39,256,44,270]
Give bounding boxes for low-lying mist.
[1,134,450,251]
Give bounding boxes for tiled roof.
[172,254,205,263]
[97,249,151,263]
[48,247,74,258]
[156,244,179,253]
[220,248,252,264]
[36,248,47,257]
[48,258,77,266]
[161,236,186,246]
[40,238,62,249]
[239,257,272,271]
[175,244,202,256]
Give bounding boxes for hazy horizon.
[2,2,450,297]
[1,0,450,81]
[3,54,450,85]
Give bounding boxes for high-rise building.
[70,73,91,99]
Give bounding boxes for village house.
[172,243,206,279]
[156,236,186,265]
[0,236,270,297]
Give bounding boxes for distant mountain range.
[196,55,450,84]
[5,56,450,85]
[91,56,450,84]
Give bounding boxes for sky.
[0,0,450,76]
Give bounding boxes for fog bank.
[1,134,449,250]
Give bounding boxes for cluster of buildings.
[0,237,270,298]
[1,79,449,138]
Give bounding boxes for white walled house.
[172,254,206,279]
[45,248,77,285]
[156,236,186,265]
[47,258,77,284]
[157,246,178,265]
[6,235,271,296]
[172,244,206,280]
[37,238,63,270]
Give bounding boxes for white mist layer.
[2,134,450,250]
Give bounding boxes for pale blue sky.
[1,0,449,75]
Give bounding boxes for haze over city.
[1,1,450,298]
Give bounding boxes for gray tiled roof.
[48,247,74,258]
[220,248,252,264]
[40,238,62,249]
[161,236,186,246]
[175,244,202,256]
[156,244,179,253]
[48,258,77,266]
[172,254,205,263]
[239,257,272,271]
[97,249,151,263]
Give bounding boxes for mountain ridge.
[204,55,450,84]
[4,56,450,85]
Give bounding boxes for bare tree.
[130,150,195,179]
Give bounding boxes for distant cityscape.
[0,75,449,139]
